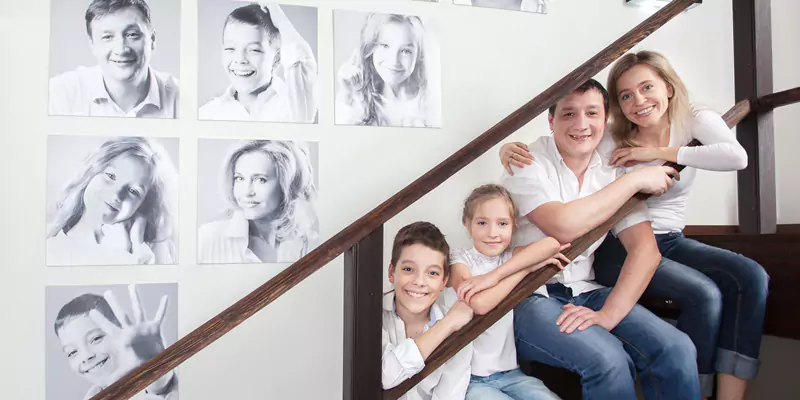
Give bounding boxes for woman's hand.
[609,146,663,168]
[500,142,534,175]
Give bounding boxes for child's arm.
[456,237,566,304]
[413,300,473,359]
[462,255,565,315]
[381,302,473,389]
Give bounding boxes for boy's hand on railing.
[500,142,534,175]
[457,272,500,304]
[443,300,474,332]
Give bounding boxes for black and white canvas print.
[453,0,549,14]
[334,10,441,128]
[198,1,319,123]
[46,283,179,400]
[46,135,179,266]
[48,0,181,118]
[197,139,319,264]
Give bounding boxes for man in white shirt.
[49,0,179,118]
[501,79,701,399]
[382,222,474,399]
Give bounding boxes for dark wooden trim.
[683,224,800,236]
[343,226,384,400]
[733,0,776,234]
[754,87,800,112]
[89,1,700,399]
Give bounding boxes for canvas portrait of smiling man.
[48,0,181,118]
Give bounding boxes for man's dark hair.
[390,221,450,276]
[85,0,152,37]
[548,78,610,116]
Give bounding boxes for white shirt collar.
[90,66,162,109]
[383,291,443,329]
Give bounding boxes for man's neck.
[104,70,150,113]
[560,151,593,189]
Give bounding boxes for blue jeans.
[466,368,561,400]
[514,285,700,400]
[594,232,769,396]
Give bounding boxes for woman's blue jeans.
[594,231,769,396]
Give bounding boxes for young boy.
[53,285,177,400]
[382,221,475,399]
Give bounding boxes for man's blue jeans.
[513,285,700,400]
[594,231,769,396]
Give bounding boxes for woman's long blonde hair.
[219,140,318,251]
[606,50,693,148]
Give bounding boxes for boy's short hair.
[548,78,610,116]
[85,0,153,37]
[54,293,121,336]
[390,221,450,276]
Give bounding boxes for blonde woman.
[335,12,439,127]
[198,140,318,264]
[499,51,768,400]
[46,137,178,266]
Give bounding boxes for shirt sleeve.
[609,168,652,236]
[501,159,562,218]
[676,110,748,171]
[382,327,426,390]
[281,40,318,123]
[431,344,473,400]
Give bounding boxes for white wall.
[0,0,795,399]
[772,0,800,224]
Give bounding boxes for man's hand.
[556,304,619,334]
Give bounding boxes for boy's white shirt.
[382,292,472,399]
[443,247,519,377]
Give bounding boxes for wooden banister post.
[343,225,384,400]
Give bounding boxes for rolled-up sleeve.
[382,328,426,390]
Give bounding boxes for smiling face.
[222,22,277,95]
[371,21,418,89]
[232,151,282,221]
[57,315,120,387]
[615,64,673,129]
[388,243,448,317]
[88,7,154,84]
[466,196,514,258]
[549,89,607,161]
[82,155,152,225]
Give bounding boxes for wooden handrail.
[382,96,756,399]
[91,1,698,399]
[753,87,800,112]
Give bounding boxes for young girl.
[335,12,440,127]
[199,3,318,123]
[46,137,178,266]
[445,184,567,400]
[197,140,319,264]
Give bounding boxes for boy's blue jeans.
[513,284,700,400]
[466,368,561,400]
[594,231,769,397]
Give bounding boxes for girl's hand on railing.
[456,272,500,304]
